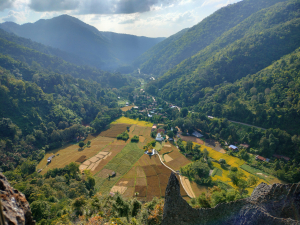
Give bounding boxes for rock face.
[0,173,35,225]
[162,172,300,225]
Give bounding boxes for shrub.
[131,135,139,142]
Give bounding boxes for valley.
[1,0,300,224]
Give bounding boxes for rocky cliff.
[162,172,300,225]
[0,173,35,225]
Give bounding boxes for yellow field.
[211,162,267,194]
[112,117,153,127]
[37,136,114,174]
[184,141,245,167]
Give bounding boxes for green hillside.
[135,0,287,76]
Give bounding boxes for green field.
[212,168,222,177]
[240,164,273,183]
[94,142,144,194]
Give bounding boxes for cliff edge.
[0,173,35,225]
[162,172,300,225]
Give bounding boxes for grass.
[94,142,144,194]
[112,117,153,127]
[211,168,222,177]
[240,164,274,183]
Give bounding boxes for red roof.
[256,155,266,161]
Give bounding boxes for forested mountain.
[0,28,87,66]
[0,33,138,88]
[0,15,165,71]
[146,0,300,131]
[196,47,300,134]
[135,0,287,76]
[132,28,188,70]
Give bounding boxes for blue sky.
[0,0,242,37]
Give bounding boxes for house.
[208,116,214,119]
[229,145,238,151]
[126,102,129,106]
[273,154,290,161]
[148,114,152,118]
[192,130,203,138]
[240,144,250,149]
[133,106,139,109]
[156,133,164,141]
[256,155,270,162]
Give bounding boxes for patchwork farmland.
[37,117,200,202]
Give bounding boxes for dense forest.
[135,0,287,76]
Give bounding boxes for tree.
[180,108,189,117]
[30,201,50,221]
[79,141,85,149]
[228,170,258,195]
[167,130,174,138]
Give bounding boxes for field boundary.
[156,153,194,199]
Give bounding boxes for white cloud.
[1,10,26,22]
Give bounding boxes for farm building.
[208,116,214,119]
[156,133,164,141]
[229,145,238,151]
[192,130,203,138]
[273,154,290,161]
[255,155,270,162]
[133,106,139,109]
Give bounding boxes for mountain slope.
[0,15,165,71]
[135,0,288,76]
[148,0,300,101]
[0,35,137,88]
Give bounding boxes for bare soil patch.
[117,178,135,187]
[111,186,127,194]
[146,176,161,201]
[139,136,145,143]
[75,155,86,163]
[121,106,134,112]
[220,149,227,154]
[136,166,145,177]
[136,177,147,186]
[99,124,129,138]
[123,187,135,198]
[164,154,173,162]
[142,166,157,177]
[179,134,204,145]
[97,168,115,178]
[135,186,147,197]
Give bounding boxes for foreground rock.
[0,173,35,225]
[162,172,300,225]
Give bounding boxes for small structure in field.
[192,130,203,138]
[156,133,164,141]
[229,145,238,151]
[37,169,42,173]
[47,155,55,163]
[208,116,214,119]
[256,155,270,162]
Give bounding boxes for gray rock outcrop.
[162,172,300,225]
[0,173,35,225]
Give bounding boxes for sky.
[0,0,242,38]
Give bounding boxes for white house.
[192,131,203,138]
[156,133,164,141]
[148,114,152,118]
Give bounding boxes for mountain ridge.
[0,14,165,71]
